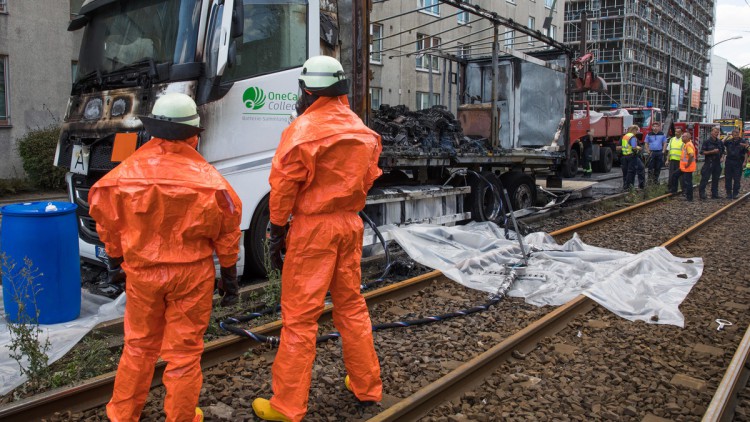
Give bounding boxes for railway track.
[371,192,750,422]
[0,185,742,421]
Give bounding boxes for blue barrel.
[1,201,81,324]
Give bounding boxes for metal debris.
[371,104,489,156]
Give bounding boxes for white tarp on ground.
[0,291,125,396]
[384,222,703,328]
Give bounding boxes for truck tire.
[592,147,613,173]
[561,150,578,178]
[501,172,537,211]
[244,195,271,278]
[467,171,503,222]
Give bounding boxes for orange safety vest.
[680,141,696,172]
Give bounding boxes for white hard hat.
[298,55,349,97]
[140,93,203,140]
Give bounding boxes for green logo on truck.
[243,87,267,110]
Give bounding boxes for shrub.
[2,253,51,392]
[17,125,67,190]
[0,178,31,197]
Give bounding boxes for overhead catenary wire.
[372,11,478,43]
[379,22,497,55]
[385,27,505,59]
[373,1,453,23]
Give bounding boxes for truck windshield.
[744,122,750,131]
[75,0,200,82]
[720,125,735,135]
[629,109,651,128]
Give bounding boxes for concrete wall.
[370,0,563,115]
[0,1,82,179]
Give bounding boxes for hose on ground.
[220,262,524,347]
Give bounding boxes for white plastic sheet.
[385,222,703,327]
[0,291,125,396]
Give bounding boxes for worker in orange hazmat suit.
[89,93,242,422]
[251,56,383,422]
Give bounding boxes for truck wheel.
[244,195,271,278]
[592,147,613,173]
[561,151,578,178]
[501,172,537,211]
[467,171,503,222]
[600,147,613,172]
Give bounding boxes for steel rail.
[369,193,749,422]
[700,192,750,422]
[549,192,673,238]
[703,323,750,422]
[0,271,443,421]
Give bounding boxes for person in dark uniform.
[724,129,748,199]
[699,126,725,199]
[581,129,593,178]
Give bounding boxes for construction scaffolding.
[563,0,714,121]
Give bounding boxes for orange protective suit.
[89,136,242,422]
[268,95,383,421]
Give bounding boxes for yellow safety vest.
[667,136,683,161]
[621,133,634,156]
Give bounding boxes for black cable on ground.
[220,294,505,347]
[220,258,525,347]
[359,210,393,284]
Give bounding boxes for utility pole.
[490,24,499,149]
[665,54,672,119]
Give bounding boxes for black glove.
[268,223,288,272]
[107,256,126,285]
[219,265,239,307]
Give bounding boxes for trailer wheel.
[501,172,537,211]
[592,147,613,173]
[467,171,502,222]
[561,150,578,178]
[244,195,271,278]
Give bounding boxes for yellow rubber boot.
[194,407,204,422]
[344,375,376,406]
[252,398,291,422]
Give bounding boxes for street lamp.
[688,36,743,122]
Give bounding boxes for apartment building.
[369,0,564,115]
[0,1,83,179]
[706,54,743,121]
[563,0,714,122]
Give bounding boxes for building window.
[458,43,471,59]
[457,10,469,25]
[71,61,79,84]
[418,0,439,16]
[416,34,440,72]
[0,0,6,14]
[370,87,382,111]
[545,0,554,8]
[70,0,84,15]
[550,25,557,41]
[504,30,515,49]
[370,24,383,64]
[528,17,535,44]
[416,91,440,110]
[0,56,9,125]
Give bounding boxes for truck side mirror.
[231,0,244,39]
